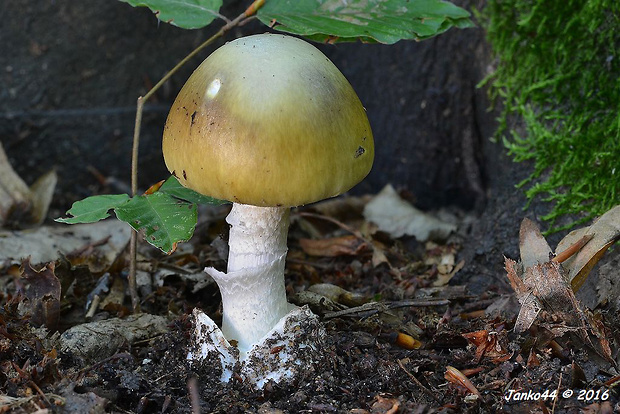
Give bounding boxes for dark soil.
[2,200,620,413]
[1,0,619,413]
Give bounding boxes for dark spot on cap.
[190,111,197,126]
[354,146,365,158]
[183,170,188,180]
[172,170,178,178]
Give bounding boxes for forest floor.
[1,190,618,413]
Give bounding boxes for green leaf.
[55,194,131,224]
[115,192,197,254]
[159,176,228,205]
[257,0,474,44]
[118,0,224,29]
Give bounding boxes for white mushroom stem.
[205,203,292,356]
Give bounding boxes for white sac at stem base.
[187,306,325,389]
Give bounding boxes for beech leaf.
[56,194,131,224]
[118,0,223,29]
[257,0,473,44]
[115,192,197,254]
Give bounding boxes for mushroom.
[162,33,373,386]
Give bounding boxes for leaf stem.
[127,0,266,313]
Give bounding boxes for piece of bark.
[505,218,615,362]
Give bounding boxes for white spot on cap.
[206,78,221,99]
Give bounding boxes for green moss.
[481,0,620,231]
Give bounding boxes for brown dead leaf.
[505,218,615,363]
[462,329,511,363]
[527,349,540,367]
[555,205,620,291]
[366,239,388,268]
[299,235,369,257]
[100,276,127,313]
[20,259,61,330]
[445,366,481,397]
[434,259,465,287]
[507,219,586,335]
[370,395,400,414]
[582,401,613,414]
[307,283,368,307]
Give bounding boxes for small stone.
[59,314,169,362]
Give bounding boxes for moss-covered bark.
[482,0,620,230]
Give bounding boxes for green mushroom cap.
[163,33,374,207]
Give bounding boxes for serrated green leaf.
[159,175,228,205]
[56,194,131,224]
[257,0,473,44]
[119,0,223,29]
[115,192,197,254]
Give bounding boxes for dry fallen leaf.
[445,366,481,398]
[363,184,456,242]
[20,259,61,330]
[0,220,131,269]
[505,217,615,362]
[307,283,368,307]
[299,235,369,257]
[555,205,620,291]
[506,219,590,336]
[370,395,400,414]
[462,329,511,363]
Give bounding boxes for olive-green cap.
[163,33,373,207]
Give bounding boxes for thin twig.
[127,0,267,313]
[297,211,367,241]
[397,358,441,403]
[552,234,593,263]
[73,352,135,381]
[323,299,450,319]
[128,231,140,312]
[28,380,52,408]
[551,372,562,414]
